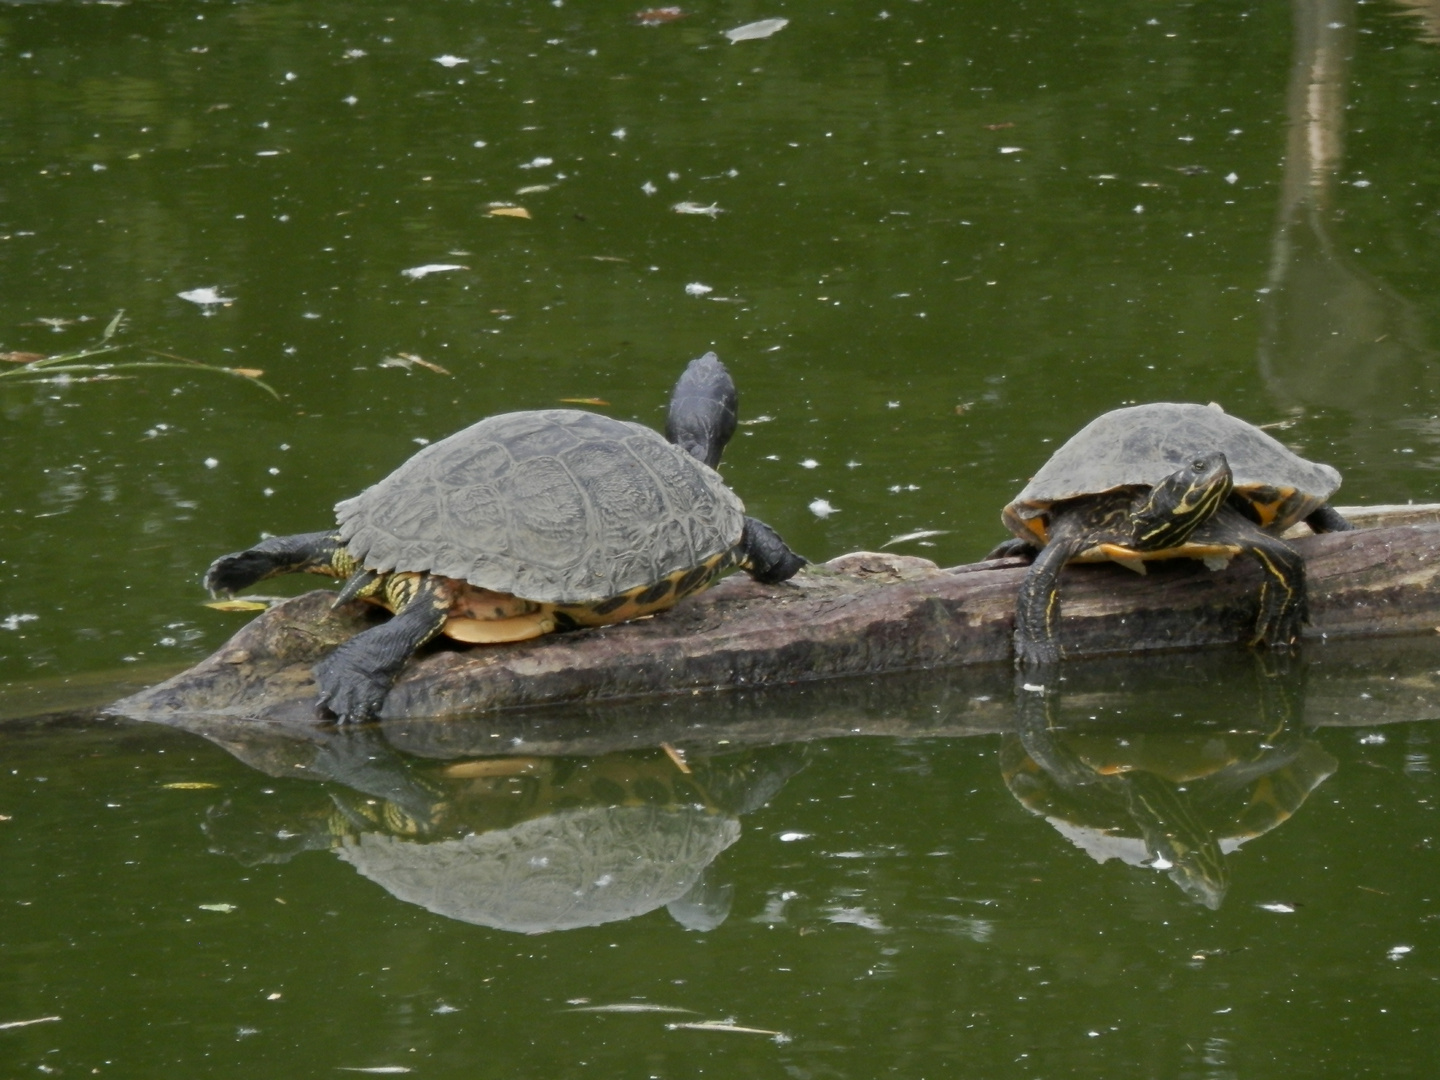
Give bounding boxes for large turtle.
[204,354,806,722]
[991,402,1353,667]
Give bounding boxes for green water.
[3,0,1440,1075]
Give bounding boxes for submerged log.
[109,506,1440,725]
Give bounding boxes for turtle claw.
[314,646,394,724]
[1014,636,1062,670]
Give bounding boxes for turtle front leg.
[1014,536,1087,669]
[205,531,350,594]
[738,517,807,584]
[314,573,452,724]
[1225,512,1308,649]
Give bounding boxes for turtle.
[1001,709,1338,909]
[204,353,806,723]
[990,402,1354,668]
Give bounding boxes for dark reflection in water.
[199,723,806,933]
[1006,658,1337,909]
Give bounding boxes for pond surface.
[3,0,1440,1076]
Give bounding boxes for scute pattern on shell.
[334,409,746,603]
[1009,403,1342,529]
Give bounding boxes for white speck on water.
[1359,732,1386,744]
[1,614,39,631]
[724,17,788,43]
[799,458,819,469]
[887,400,901,408]
[1225,172,1239,184]
[284,71,296,81]
[778,831,809,842]
[343,95,359,105]
[344,48,367,59]
[472,139,488,148]
[611,127,626,140]
[641,180,657,195]
[433,1002,460,1014]
[684,282,713,296]
[433,54,468,67]
[1388,945,1413,960]
[1353,179,1372,188]
[1258,902,1296,913]
[1134,204,1144,213]
[808,498,837,518]
[198,903,237,913]
[667,171,681,182]
[998,146,1023,154]
[204,457,219,469]
[519,156,554,170]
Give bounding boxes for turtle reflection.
[1002,699,1336,910]
[204,734,806,934]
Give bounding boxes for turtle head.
[665,352,738,469]
[1130,450,1233,550]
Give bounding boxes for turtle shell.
[1005,403,1342,538]
[334,409,746,604]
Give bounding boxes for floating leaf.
[488,206,531,219]
[206,599,271,612]
[379,353,452,375]
[1,352,46,365]
[163,781,221,790]
[635,6,686,25]
[724,17,789,42]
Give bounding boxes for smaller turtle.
[204,354,806,723]
[1001,714,1338,909]
[991,403,1354,667]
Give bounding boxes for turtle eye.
[1193,458,1208,471]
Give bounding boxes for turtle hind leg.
[737,517,807,584]
[314,574,452,724]
[987,536,1040,561]
[1304,504,1355,533]
[204,531,348,595]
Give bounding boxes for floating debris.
[177,287,235,307]
[0,1017,60,1031]
[337,1069,413,1075]
[823,905,888,932]
[684,282,713,296]
[673,201,723,217]
[881,529,950,548]
[666,1019,790,1043]
[559,397,609,406]
[401,264,467,280]
[661,742,692,774]
[433,55,468,67]
[162,782,220,790]
[379,353,453,375]
[1258,902,1297,914]
[488,206,532,219]
[1,614,38,631]
[198,903,237,914]
[565,1003,698,1015]
[808,498,837,518]
[635,7,686,25]
[724,18,789,43]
